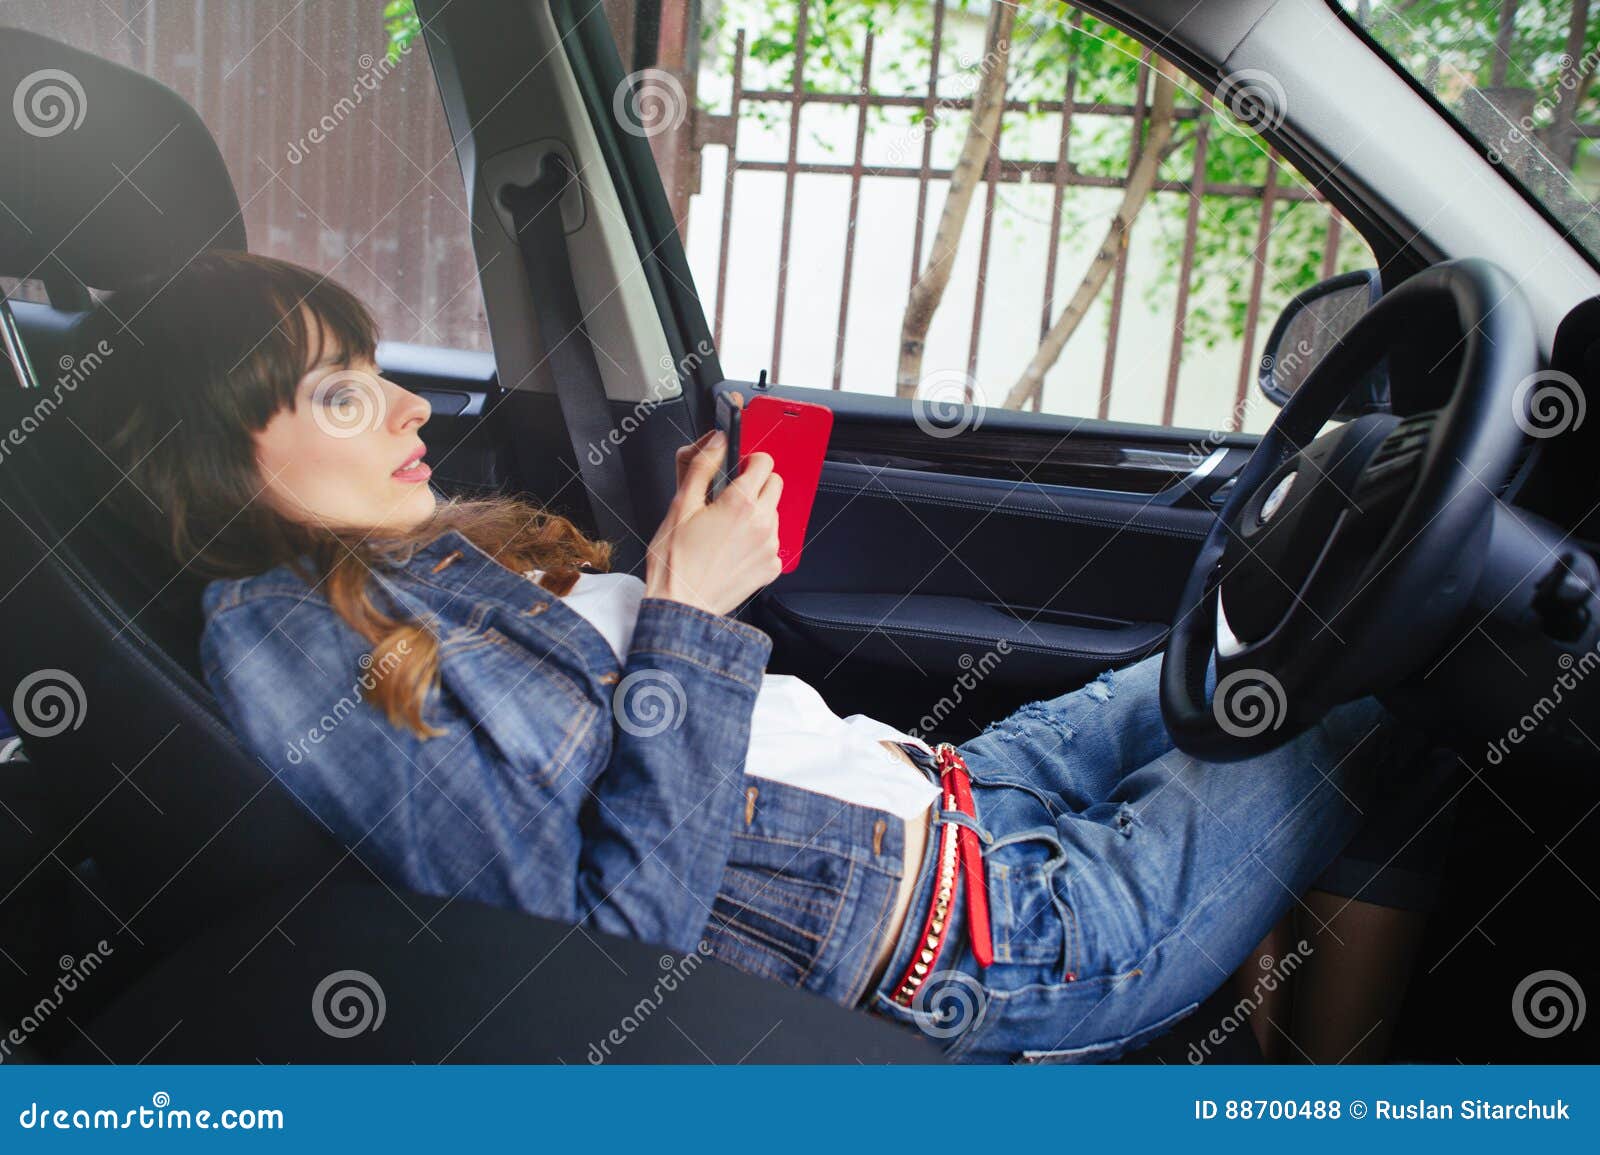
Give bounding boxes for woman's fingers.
[675,430,716,489]
[726,450,774,503]
[756,467,784,509]
[674,431,727,513]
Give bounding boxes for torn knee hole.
[1114,804,1135,837]
[1085,669,1116,703]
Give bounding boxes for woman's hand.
[642,430,784,616]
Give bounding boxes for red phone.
[723,393,833,573]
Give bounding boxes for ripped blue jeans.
[864,653,1430,1063]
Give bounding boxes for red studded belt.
[889,742,994,1007]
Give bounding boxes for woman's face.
[254,314,437,533]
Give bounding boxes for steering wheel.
[1160,258,1539,761]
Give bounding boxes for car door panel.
[720,382,1251,738]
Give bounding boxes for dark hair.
[78,250,610,737]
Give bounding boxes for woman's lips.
[392,450,431,483]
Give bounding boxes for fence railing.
[687,0,1346,429]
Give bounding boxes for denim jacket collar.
[369,527,624,677]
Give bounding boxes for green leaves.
[382,0,421,64]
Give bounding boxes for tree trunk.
[1491,0,1520,88]
[894,0,1017,398]
[1004,58,1180,411]
[1541,0,1592,173]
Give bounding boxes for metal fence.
[1,0,491,353]
[687,0,1346,428]
[14,1,1591,434]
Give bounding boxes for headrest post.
[0,298,44,392]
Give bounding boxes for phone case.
[738,394,833,573]
[708,390,743,502]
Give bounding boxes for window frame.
[1323,0,1600,279]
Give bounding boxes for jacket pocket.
[700,831,853,990]
[436,624,605,789]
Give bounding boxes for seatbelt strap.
[499,155,644,572]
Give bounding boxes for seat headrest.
[0,26,246,290]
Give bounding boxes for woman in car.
[79,251,1452,1064]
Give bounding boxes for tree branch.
[894,0,1017,398]
[1004,57,1181,411]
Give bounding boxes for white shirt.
[529,569,940,820]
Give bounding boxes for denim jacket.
[199,528,916,1006]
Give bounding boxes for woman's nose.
[386,378,431,432]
